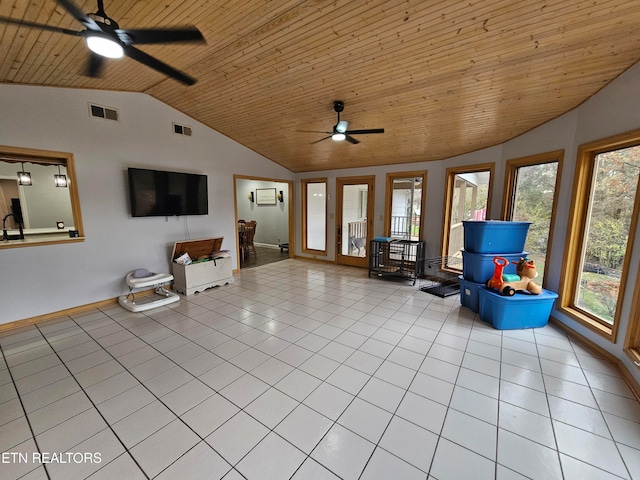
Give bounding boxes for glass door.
[385,171,427,240]
[336,176,375,268]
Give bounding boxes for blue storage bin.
[459,275,483,313]
[478,287,558,330]
[462,250,528,284]
[463,220,531,253]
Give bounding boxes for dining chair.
[245,224,257,259]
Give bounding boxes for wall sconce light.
[247,192,254,202]
[17,163,32,186]
[277,190,284,203]
[54,165,68,188]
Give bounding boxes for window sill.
[0,236,84,249]
[624,348,640,369]
[556,306,615,342]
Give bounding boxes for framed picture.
[256,188,277,205]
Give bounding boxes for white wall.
[0,85,293,324]
[295,61,640,383]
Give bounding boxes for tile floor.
[1,259,640,480]
[239,245,289,270]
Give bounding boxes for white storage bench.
[172,237,234,295]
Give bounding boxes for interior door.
[336,176,375,268]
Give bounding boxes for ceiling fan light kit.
[85,35,123,58]
[332,132,346,141]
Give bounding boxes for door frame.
[335,175,375,268]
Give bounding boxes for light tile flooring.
[1,259,640,480]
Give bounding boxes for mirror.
[0,145,84,248]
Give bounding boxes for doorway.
[336,176,375,268]
[234,175,293,269]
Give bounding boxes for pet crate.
[419,256,463,297]
[369,239,425,285]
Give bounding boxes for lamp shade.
[17,166,32,186]
[54,174,68,187]
[54,165,68,187]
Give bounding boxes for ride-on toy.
[486,256,542,296]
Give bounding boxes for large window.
[560,131,640,341]
[442,164,494,259]
[302,178,327,254]
[502,151,563,287]
[384,171,427,240]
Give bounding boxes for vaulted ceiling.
[2,1,640,172]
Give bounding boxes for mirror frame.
[0,144,84,249]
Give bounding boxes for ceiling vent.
[173,123,192,137]
[89,103,119,121]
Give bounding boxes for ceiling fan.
[307,100,385,144]
[0,0,205,85]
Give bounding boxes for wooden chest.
[171,237,233,295]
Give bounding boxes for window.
[0,145,84,249]
[302,178,327,254]
[385,171,427,241]
[502,151,563,287]
[560,130,640,341]
[357,189,368,220]
[442,164,494,260]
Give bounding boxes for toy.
[486,256,542,296]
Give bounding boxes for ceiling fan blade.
[56,0,100,31]
[87,52,105,77]
[344,128,385,135]
[297,130,332,134]
[116,26,204,45]
[0,16,82,36]
[122,44,196,85]
[345,135,360,144]
[310,136,332,145]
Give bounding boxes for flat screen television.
[128,167,208,217]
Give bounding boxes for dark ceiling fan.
[0,0,205,85]
[307,100,385,144]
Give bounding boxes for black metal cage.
[368,240,425,285]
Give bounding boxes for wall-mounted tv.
[128,167,208,217]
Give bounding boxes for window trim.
[301,177,328,255]
[501,150,564,289]
[441,163,495,259]
[558,129,640,342]
[384,170,427,239]
[624,268,640,366]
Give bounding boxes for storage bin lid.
[172,237,224,260]
[462,220,532,226]
[478,286,558,301]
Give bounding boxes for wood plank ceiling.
[2,0,640,172]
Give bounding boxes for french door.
[336,176,375,268]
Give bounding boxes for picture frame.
[256,188,277,205]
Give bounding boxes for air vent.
[89,103,119,121]
[173,123,192,137]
